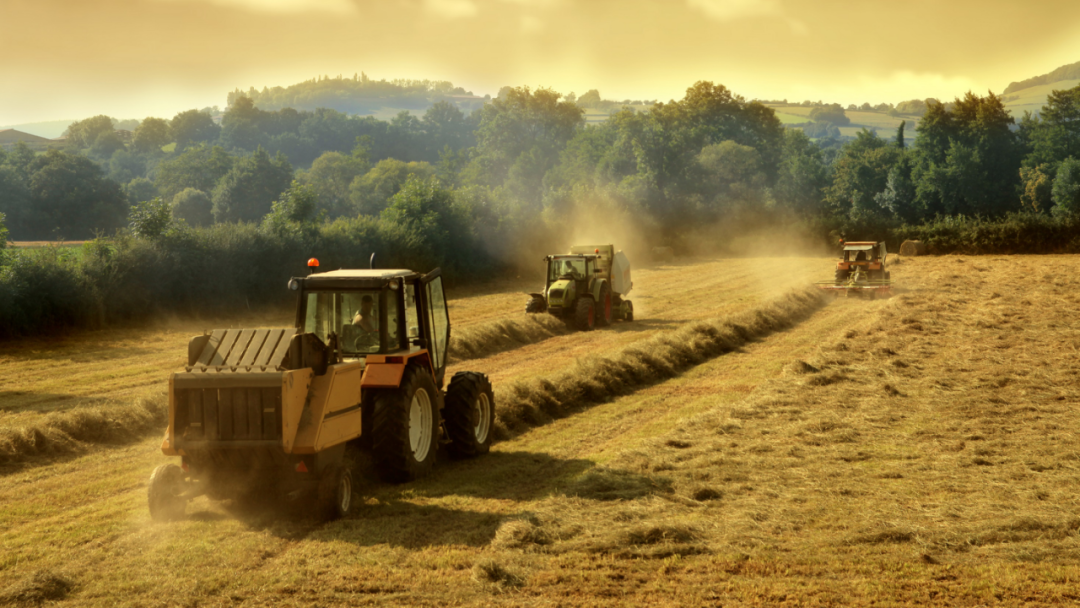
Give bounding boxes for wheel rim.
[409,387,433,461]
[473,392,491,443]
[338,474,352,514]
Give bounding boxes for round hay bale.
[899,240,926,256]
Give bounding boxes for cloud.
[423,0,478,18]
[686,0,781,21]
[151,0,356,14]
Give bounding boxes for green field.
[1002,79,1080,117]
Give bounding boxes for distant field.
[1003,79,1080,117]
[8,241,87,248]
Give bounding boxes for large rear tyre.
[525,295,546,314]
[148,464,187,522]
[372,366,439,483]
[574,298,596,331]
[317,463,354,521]
[625,300,634,322]
[444,371,495,458]
[597,283,613,327]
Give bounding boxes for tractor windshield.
[550,257,587,281]
[303,289,401,355]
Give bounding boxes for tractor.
[148,262,495,521]
[835,241,890,283]
[525,244,633,331]
[816,240,892,297]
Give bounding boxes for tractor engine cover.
[611,251,632,296]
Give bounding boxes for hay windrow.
[492,287,827,440]
[0,392,167,467]
[448,314,569,364]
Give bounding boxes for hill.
[0,119,75,139]
[1003,60,1080,95]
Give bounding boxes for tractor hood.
[547,279,575,305]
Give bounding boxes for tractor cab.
[288,267,450,386]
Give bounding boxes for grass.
[6,254,1080,604]
[1003,79,1080,117]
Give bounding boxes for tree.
[825,130,902,220]
[695,141,767,212]
[220,96,267,151]
[154,144,234,201]
[463,86,584,206]
[211,147,293,223]
[1051,157,1080,216]
[108,149,147,184]
[171,188,214,227]
[809,104,851,126]
[133,117,171,153]
[380,175,476,272]
[129,197,174,238]
[774,129,828,215]
[0,211,8,249]
[262,181,321,238]
[1019,164,1054,213]
[0,165,31,237]
[90,131,125,159]
[1024,84,1080,169]
[301,151,370,217]
[350,158,436,216]
[911,93,1022,216]
[895,120,906,149]
[170,109,221,150]
[23,150,129,239]
[125,177,159,204]
[66,115,115,148]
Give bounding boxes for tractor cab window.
[425,277,450,375]
[303,289,385,355]
[551,258,587,281]
[405,283,420,344]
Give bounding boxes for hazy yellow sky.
[3,0,1080,124]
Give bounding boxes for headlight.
[288,278,300,291]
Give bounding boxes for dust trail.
[491,286,828,440]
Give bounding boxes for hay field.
[4,254,1080,605]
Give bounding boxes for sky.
[3,0,1080,125]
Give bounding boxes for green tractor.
[525,244,634,331]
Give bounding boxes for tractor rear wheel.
[372,366,439,482]
[317,463,354,520]
[597,283,613,327]
[148,464,187,522]
[525,295,546,314]
[625,300,634,322]
[574,298,596,331]
[444,371,495,458]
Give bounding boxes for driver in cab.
[352,295,377,333]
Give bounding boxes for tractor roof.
[299,268,420,289]
[843,244,875,251]
[310,269,415,279]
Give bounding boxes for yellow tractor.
[148,263,495,521]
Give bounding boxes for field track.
[4,254,1080,606]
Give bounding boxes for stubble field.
[3,254,1080,606]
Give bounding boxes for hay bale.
[651,246,674,263]
[899,240,926,256]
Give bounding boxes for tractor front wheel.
[597,283,613,327]
[148,464,187,522]
[372,366,439,482]
[575,298,596,331]
[625,300,634,322]
[525,295,546,314]
[444,371,495,458]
